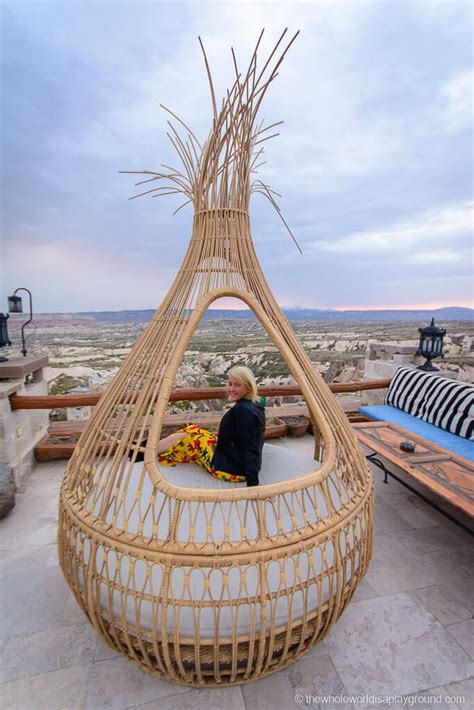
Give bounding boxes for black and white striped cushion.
[386,367,474,440]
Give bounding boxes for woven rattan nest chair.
[58,30,374,686]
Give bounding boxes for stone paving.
[1,436,473,710]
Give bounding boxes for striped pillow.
[386,367,474,440]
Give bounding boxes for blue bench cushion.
[386,367,474,440]
[358,405,474,462]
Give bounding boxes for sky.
[1,0,473,313]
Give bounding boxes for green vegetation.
[49,374,89,395]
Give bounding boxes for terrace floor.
[1,435,473,710]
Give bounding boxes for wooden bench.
[355,368,473,530]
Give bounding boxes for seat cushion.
[359,405,474,462]
[161,441,321,488]
[106,444,332,540]
[86,444,361,637]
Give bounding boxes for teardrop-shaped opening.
[143,291,333,496]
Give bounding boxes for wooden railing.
[29,379,392,462]
[10,379,391,410]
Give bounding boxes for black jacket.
[211,398,265,486]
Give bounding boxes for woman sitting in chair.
[156,366,265,486]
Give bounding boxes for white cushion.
[161,441,319,488]
[85,444,361,637]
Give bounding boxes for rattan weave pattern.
[58,31,374,686]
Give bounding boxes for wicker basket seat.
[58,32,374,686]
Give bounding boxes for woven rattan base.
[59,482,373,685]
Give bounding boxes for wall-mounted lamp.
[8,287,33,357]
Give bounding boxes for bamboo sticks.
[120,30,301,250]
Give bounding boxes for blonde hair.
[227,366,259,403]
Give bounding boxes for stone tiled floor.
[1,436,473,710]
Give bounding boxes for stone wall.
[0,356,49,490]
[361,340,463,406]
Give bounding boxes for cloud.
[308,201,472,259]
[439,69,473,132]
[1,0,472,312]
[2,228,178,312]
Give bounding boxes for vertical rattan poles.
[58,30,374,686]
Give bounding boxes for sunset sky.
[1,0,472,313]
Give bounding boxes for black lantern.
[416,318,446,371]
[7,294,23,313]
[8,287,33,357]
[0,313,11,362]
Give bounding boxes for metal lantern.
[0,313,11,362]
[416,318,446,371]
[8,288,33,357]
[7,294,23,313]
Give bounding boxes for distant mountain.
[282,307,473,322]
[75,309,156,323]
[73,306,473,323]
